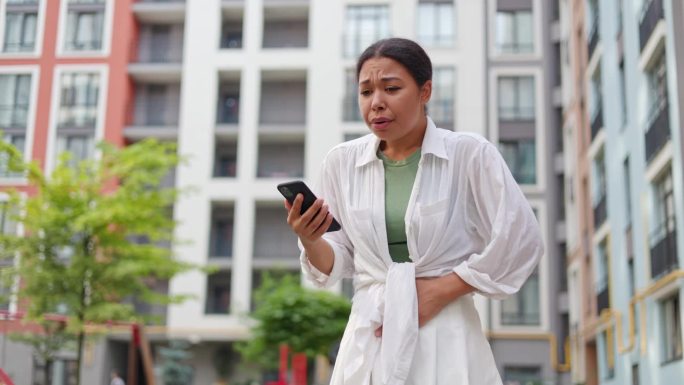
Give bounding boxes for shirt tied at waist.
[344,263,419,385]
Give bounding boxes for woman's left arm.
[415,272,474,327]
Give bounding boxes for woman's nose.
[371,92,386,111]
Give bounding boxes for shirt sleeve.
[299,151,355,288]
[452,141,544,299]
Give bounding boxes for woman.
[284,38,543,385]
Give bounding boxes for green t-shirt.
[377,148,421,263]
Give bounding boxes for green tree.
[158,340,194,385]
[237,272,351,370]
[0,139,196,385]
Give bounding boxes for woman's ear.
[420,80,432,105]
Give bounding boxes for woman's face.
[358,57,431,143]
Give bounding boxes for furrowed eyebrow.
[359,76,402,85]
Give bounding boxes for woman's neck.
[380,117,427,160]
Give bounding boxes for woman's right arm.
[285,194,335,275]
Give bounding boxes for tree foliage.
[0,138,197,385]
[237,272,351,369]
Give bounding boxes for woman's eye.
[360,90,371,96]
[386,87,399,92]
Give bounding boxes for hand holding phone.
[278,180,341,232]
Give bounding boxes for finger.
[284,199,292,211]
[287,194,304,224]
[375,326,383,338]
[300,198,324,223]
[307,204,329,233]
[312,211,334,238]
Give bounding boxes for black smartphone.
[277,180,342,232]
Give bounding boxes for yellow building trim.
[487,332,571,372]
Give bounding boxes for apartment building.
[0,0,570,384]
[562,0,684,384]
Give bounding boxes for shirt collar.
[355,116,448,168]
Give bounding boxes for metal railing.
[644,98,670,162]
[639,0,664,52]
[650,222,678,279]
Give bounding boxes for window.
[590,69,603,123]
[623,158,632,225]
[499,139,536,185]
[343,69,362,122]
[58,73,99,128]
[205,270,231,314]
[253,206,299,259]
[0,74,30,176]
[501,268,540,325]
[64,0,106,52]
[3,5,38,53]
[592,150,606,209]
[619,61,627,129]
[213,140,237,178]
[646,50,668,126]
[596,241,609,294]
[653,169,675,244]
[495,9,533,54]
[429,67,455,129]
[417,0,455,47]
[498,76,535,121]
[209,205,234,258]
[601,329,615,379]
[221,17,243,49]
[55,135,94,165]
[344,5,390,58]
[217,82,240,124]
[0,74,31,128]
[662,294,682,363]
[503,366,541,384]
[0,202,17,310]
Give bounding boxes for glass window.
[205,271,231,314]
[498,76,535,120]
[652,168,675,242]
[209,205,234,257]
[501,269,540,325]
[417,1,455,47]
[343,68,362,122]
[58,73,99,128]
[3,10,37,52]
[503,366,541,384]
[662,294,683,363]
[429,67,455,129]
[344,5,390,58]
[0,74,31,128]
[646,50,668,124]
[495,10,533,54]
[65,5,105,51]
[55,135,94,166]
[601,329,615,379]
[499,139,536,185]
[592,150,606,205]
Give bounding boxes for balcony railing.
[587,18,599,58]
[593,194,607,229]
[644,99,670,162]
[639,0,664,52]
[650,223,677,279]
[590,103,603,140]
[0,105,28,128]
[596,285,610,315]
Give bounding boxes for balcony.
[650,223,678,279]
[205,270,231,315]
[259,72,307,136]
[590,103,603,140]
[596,285,610,315]
[0,105,28,129]
[639,0,664,52]
[135,23,184,63]
[257,140,304,179]
[216,79,240,128]
[132,0,186,23]
[213,140,237,178]
[252,205,300,268]
[593,194,607,229]
[220,6,243,49]
[125,83,180,141]
[644,99,670,163]
[262,5,309,49]
[587,19,599,59]
[209,204,234,259]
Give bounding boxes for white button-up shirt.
[300,118,543,385]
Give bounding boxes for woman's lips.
[371,119,392,130]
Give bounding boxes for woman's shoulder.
[324,133,376,163]
[439,129,495,156]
